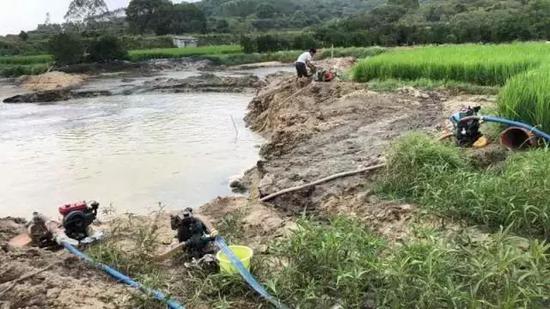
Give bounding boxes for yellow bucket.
[216,245,254,274]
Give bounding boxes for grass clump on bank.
[498,66,550,132]
[128,45,242,62]
[379,133,550,237]
[268,217,550,308]
[352,43,550,85]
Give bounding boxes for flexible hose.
[62,242,185,309]
[214,237,289,309]
[459,115,550,142]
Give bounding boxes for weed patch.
[267,217,550,308]
[379,133,550,237]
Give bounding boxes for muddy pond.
[0,66,292,217]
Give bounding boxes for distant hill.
[198,0,387,19]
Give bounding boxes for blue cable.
[215,237,289,309]
[62,241,185,309]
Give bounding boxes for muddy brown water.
[0,67,292,218]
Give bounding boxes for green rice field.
[127,45,243,61]
[498,66,550,132]
[352,42,550,86]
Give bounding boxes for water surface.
[0,89,263,217]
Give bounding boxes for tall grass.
[498,66,550,132]
[269,217,550,308]
[352,43,550,85]
[378,133,550,238]
[128,45,242,61]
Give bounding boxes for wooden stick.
[260,163,386,202]
[154,242,188,262]
[0,264,55,297]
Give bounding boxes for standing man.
[295,48,317,78]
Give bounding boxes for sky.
[0,0,192,35]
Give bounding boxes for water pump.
[170,208,216,258]
[450,106,482,147]
[59,201,99,241]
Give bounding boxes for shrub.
[498,66,550,132]
[88,36,128,63]
[48,32,85,65]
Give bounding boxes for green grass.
[205,47,387,66]
[0,54,52,77]
[0,54,52,65]
[368,78,499,95]
[352,42,550,86]
[378,133,550,238]
[128,45,243,61]
[498,66,550,132]
[267,217,550,308]
[318,46,386,59]
[0,63,50,77]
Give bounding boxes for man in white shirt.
[295,48,317,78]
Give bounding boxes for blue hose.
[62,242,185,309]
[214,237,289,309]
[459,115,550,142]
[482,116,550,142]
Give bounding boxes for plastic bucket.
[216,245,254,274]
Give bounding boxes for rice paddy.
[0,54,53,65]
[351,42,550,86]
[127,45,243,61]
[498,66,550,132]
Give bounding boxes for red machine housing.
[59,201,88,216]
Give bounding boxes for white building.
[172,36,198,48]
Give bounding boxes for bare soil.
[18,72,87,92]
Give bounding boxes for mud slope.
[246,73,444,214]
[0,219,130,309]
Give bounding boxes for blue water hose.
[458,115,550,142]
[62,241,185,309]
[214,237,289,309]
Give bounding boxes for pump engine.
[450,106,482,147]
[59,201,99,241]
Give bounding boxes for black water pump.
[450,106,482,147]
[59,201,99,241]
[170,208,215,258]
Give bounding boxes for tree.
[65,0,109,24]
[387,0,419,10]
[127,0,171,34]
[48,33,85,65]
[256,3,276,18]
[163,3,207,34]
[88,36,128,62]
[18,31,29,41]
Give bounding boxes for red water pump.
[59,201,99,241]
